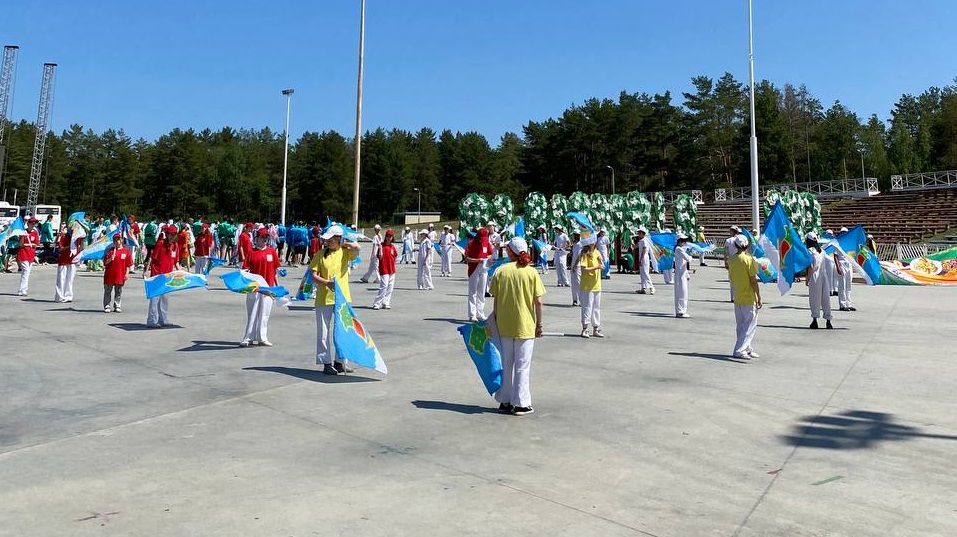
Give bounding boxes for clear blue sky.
[3,0,955,145]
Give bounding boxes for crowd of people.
[3,212,867,416]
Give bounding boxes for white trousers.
[417,263,433,289]
[17,261,32,295]
[837,270,852,308]
[570,267,581,303]
[675,275,689,315]
[467,266,488,319]
[361,255,379,282]
[103,284,124,310]
[441,247,453,276]
[373,273,395,308]
[555,251,569,286]
[494,337,534,408]
[581,291,601,328]
[698,251,706,265]
[826,261,838,293]
[809,276,833,320]
[733,305,757,356]
[194,256,208,275]
[54,264,77,301]
[663,268,674,284]
[315,305,336,365]
[243,293,273,342]
[639,259,654,291]
[147,295,170,326]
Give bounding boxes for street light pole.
[413,187,421,223]
[747,0,760,232]
[280,88,294,226]
[351,0,366,228]
[605,165,616,195]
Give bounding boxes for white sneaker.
[259,340,273,347]
[592,329,605,338]
[732,352,751,359]
[372,304,381,310]
[580,329,590,339]
[239,340,251,348]
[384,305,391,309]
[747,349,760,358]
[114,307,122,313]
[104,306,112,313]
[649,288,655,295]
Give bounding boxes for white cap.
[418,229,429,235]
[554,223,564,230]
[637,227,648,234]
[508,237,528,254]
[806,231,819,241]
[321,225,343,240]
[405,226,411,231]
[374,224,381,230]
[676,232,689,240]
[428,223,435,227]
[487,220,498,227]
[825,229,834,235]
[840,227,848,233]
[734,234,749,249]
[730,225,740,232]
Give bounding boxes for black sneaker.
[334,361,355,373]
[322,364,338,375]
[809,319,819,329]
[848,307,857,311]
[826,320,834,329]
[511,406,534,416]
[498,403,513,414]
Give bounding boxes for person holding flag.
[439,225,454,277]
[728,234,762,359]
[635,228,655,295]
[400,227,414,264]
[834,227,855,311]
[16,217,41,296]
[804,232,834,330]
[674,233,693,318]
[487,221,502,261]
[54,228,82,302]
[146,225,182,327]
[490,237,544,416]
[103,232,133,313]
[724,226,742,301]
[417,229,434,290]
[695,227,708,266]
[569,231,583,306]
[553,224,570,287]
[310,225,361,374]
[597,229,611,280]
[239,228,282,347]
[578,240,604,338]
[372,229,398,310]
[359,224,383,283]
[464,227,493,321]
[193,223,214,275]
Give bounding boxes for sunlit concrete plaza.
[1,262,955,537]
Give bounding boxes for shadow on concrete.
[109,323,182,331]
[691,298,736,304]
[668,352,749,364]
[781,410,957,450]
[422,317,468,325]
[43,306,105,313]
[770,305,807,310]
[411,400,497,414]
[760,324,849,331]
[624,311,674,318]
[178,340,240,352]
[287,304,315,311]
[243,366,378,383]
[543,303,577,308]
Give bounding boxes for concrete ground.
[1,259,955,537]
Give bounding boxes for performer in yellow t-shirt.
[578,242,604,338]
[310,225,360,375]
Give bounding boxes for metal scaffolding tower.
[0,45,19,192]
[26,62,56,213]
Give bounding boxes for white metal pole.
[351,0,366,228]
[748,0,760,231]
[281,90,293,226]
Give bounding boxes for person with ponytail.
[464,227,493,321]
[146,224,182,327]
[489,237,544,416]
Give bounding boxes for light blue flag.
[74,226,121,262]
[485,257,511,281]
[686,242,716,255]
[332,279,388,374]
[565,212,595,232]
[220,270,290,300]
[513,217,525,239]
[203,257,227,276]
[834,225,881,285]
[650,232,676,271]
[144,270,208,298]
[739,228,778,283]
[759,201,814,295]
[324,218,362,243]
[293,266,315,301]
[119,216,139,248]
[0,216,27,246]
[456,319,503,396]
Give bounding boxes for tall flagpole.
[748,0,760,232]
[351,0,366,228]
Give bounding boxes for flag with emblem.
[332,279,388,374]
[220,270,291,307]
[456,318,503,396]
[834,225,881,285]
[144,270,208,298]
[740,228,778,284]
[759,201,813,295]
[650,232,676,271]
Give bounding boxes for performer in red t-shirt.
[16,217,41,296]
[146,225,182,327]
[103,233,134,312]
[193,223,215,275]
[54,231,83,302]
[240,228,281,347]
[238,222,254,269]
[372,229,398,310]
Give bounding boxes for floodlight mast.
[0,45,20,192]
[26,62,56,213]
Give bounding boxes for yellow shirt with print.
[728,252,758,306]
[490,262,545,339]
[310,247,358,306]
[579,250,603,292]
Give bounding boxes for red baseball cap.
[256,227,269,237]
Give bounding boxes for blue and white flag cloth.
[0,216,27,246]
[740,228,778,284]
[220,270,291,307]
[485,257,511,281]
[119,216,139,248]
[203,257,227,276]
[324,218,362,243]
[144,270,208,298]
[832,225,881,285]
[650,232,676,271]
[74,226,121,262]
[686,242,716,254]
[457,318,503,396]
[565,212,595,232]
[333,279,388,374]
[759,201,814,295]
[293,266,315,301]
